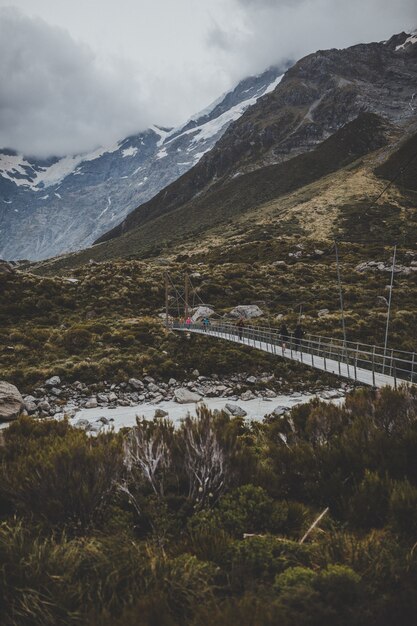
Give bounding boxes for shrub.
[1,422,122,533]
[63,326,93,353]
[389,479,417,536]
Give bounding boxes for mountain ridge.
[0,66,285,260]
[96,31,417,246]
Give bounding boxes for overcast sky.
[1,0,416,157]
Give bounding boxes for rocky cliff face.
[98,31,417,244]
[0,67,284,260]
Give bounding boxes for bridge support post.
[184,274,189,320]
[354,344,358,382]
[372,346,376,387]
[164,273,169,328]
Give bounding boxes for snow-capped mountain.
[0,66,285,261]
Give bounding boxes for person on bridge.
[202,317,210,331]
[279,323,289,350]
[294,323,304,351]
[236,317,245,340]
[185,316,192,328]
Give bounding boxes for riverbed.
[69,390,345,432]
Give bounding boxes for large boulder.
[0,381,24,422]
[229,305,263,319]
[224,403,247,417]
[191,306,215,322]
[174,388,202,404]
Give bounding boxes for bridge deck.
[173,324,413,388]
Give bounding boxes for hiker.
[202,317,210,331]
[279,323,289,350]
[293,323,304,351]
[236,317,245,340]
[185,316,192,328]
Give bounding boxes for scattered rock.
[45,375,61,388]
[129,378,144,390]
[224,403,247,417]
[174,388,202,404]
[38,400,51,412]
[0,381,24,421]
[23,395,38,414]
[85,397,98,409]
[318,308,329,317]
[155,408,169,418]
[246,376,257,384]
[272,406,288,417]
[240,390,255,401]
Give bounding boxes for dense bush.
[0,388,417,624]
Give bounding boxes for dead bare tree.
[118,418,174,514]
[180,406,229,509]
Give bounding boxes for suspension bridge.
[163,269,416,389]
[168,319,416,389]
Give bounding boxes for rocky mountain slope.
[0,67,284,261]
[97,31,417,245]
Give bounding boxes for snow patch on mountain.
[0,141,122,191]
[121,147,138,158]
[396,34,417,50]
[0,65,286,260]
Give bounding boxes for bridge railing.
[168,320,416,386]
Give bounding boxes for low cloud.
[209,0,417,81]
[1,1,416,158]
[0,8,153,157]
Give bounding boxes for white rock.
[229,305,263,319]
[174,388,202,404]
[0,381,24,421]
[240,390,255,401]
[318,308,329,317]
[129,378,144,390]
[85,397,98,409]
[191,306,215,322]
[45,376,61,387]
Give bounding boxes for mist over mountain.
[0,66,284,260]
